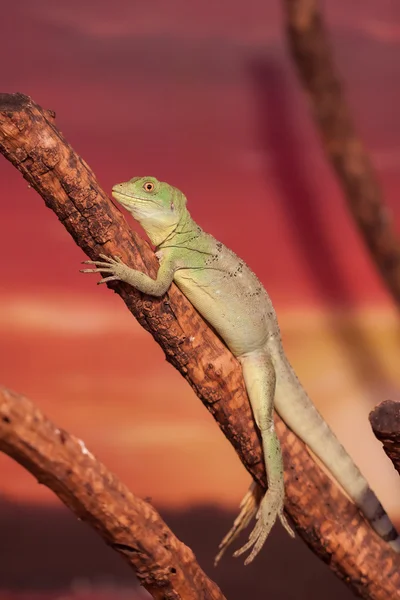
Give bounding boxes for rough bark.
[0,385,225,600]
[370,400,400,476]
[1,92,400,599]
[283,0,400,305]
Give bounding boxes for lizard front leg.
[223,350,294,565]
[81,254,175,296]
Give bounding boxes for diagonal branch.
[370,400,400,475]
[1,92,400,599]
[283,0,400,305]
[0,385,226,600]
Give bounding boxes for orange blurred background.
[1,1,400,598]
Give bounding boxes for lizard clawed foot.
[214,481,262,566]
[233,487,294,565]
[80,254,127,284]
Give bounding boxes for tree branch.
[283,0,400,305]
[370,400,400,475]
[1,92,400,599]
[0,385,225,600]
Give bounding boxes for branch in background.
[283,0,400,305]
[1,93,400,599]
[370,400,400,475]
[0,385,225,600]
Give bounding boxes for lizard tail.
[273,353,400,551]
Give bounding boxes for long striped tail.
[274,354,400,550]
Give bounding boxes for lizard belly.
[174,270,269,356]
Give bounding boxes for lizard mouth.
[112,189,157,208]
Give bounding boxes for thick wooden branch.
[1,93,400,599]
[283,0,400,305]
[370,400,400,475]
[0,385,225,600]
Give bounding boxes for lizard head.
[112,176,187,245]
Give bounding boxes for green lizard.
[81,176,400,565]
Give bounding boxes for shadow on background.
[250,57,400,390]
[0,497,354,599]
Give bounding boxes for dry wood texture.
[283,0,400,305]
[370,400,400,476]
[0,385,226,600]
[1,93,400,599]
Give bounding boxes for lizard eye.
[143,182,154,192]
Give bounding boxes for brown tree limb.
[0,385,226,600]
[1,93,400,599]
[283,0,400,305]
[370,400,400,475]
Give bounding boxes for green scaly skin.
[82,176,400,565]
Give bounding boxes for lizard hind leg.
[234,351,294,564]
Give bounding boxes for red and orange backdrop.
[1,1,400,598]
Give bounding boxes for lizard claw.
[81,254,122,267]
[97,275,122,285]
[99,253,123,263]
[80,254,126,284]
[233,487,294,565]
[214,482,261,566]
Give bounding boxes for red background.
[1,1,400,598]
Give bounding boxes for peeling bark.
[370,400,400,476]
